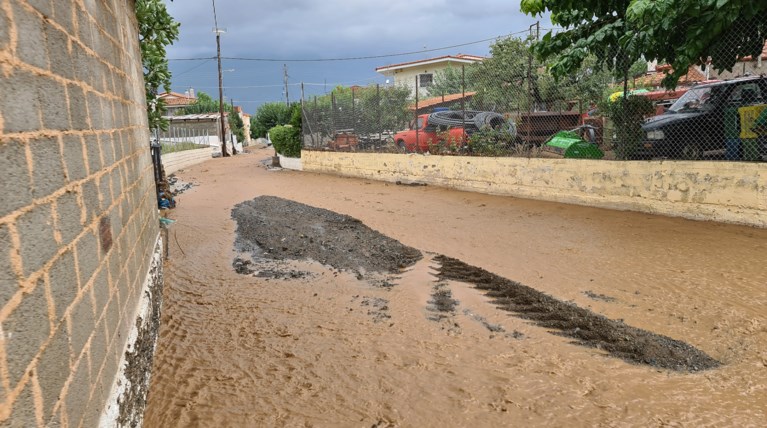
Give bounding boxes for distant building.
[376,54,485,96]
[708,41,767,80]
[158,89,197,116]
[634,65,708,90]
[644,41,767,82]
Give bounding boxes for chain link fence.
[157,125,216,153]
[302,35,767,162]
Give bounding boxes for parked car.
[639,76,767,159]
[394,114,467,152]
[394,111,514,153]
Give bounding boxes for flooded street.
[144,147,767,427]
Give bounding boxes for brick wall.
[0,0,162,426]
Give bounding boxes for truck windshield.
[668,86,716,112]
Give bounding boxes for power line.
[173,59,214,77]
[174,81,383,91]
[169,29,532,63]
[223,35,505,62]
[169,57,217,61]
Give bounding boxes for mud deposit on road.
[436,255,719,371]
[232,196,422,274]
[231,197,718,371]
[145,148,767,427]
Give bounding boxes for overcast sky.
[164,0,552,114]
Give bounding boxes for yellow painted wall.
[302,151,767,227]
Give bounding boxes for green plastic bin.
[544,131,604,159]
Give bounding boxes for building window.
[419,73,433,87]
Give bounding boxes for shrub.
[601,95,654,159]
[269,125,301,158]
[467,128,515,156]
[252,102,292,138]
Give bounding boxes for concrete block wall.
[302,151,767,228]
[0,1,162,426]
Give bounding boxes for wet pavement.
[144,147,767,427]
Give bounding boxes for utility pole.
[230,98,238,154]
[213,0,228,157]
[283,64,289,106]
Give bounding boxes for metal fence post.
[415,75,419,152]
[376,84,381,144]
[462,64,466,139]
[331,91,337,141]
[351,86,356,133]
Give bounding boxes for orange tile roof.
[158,91,196,106]
[408,91,477,110]
[164,98,195,106]
[634,66,707,88]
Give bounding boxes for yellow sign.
[738,104,767,139]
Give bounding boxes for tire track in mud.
[435,255,720,372]
[232,196,720,372]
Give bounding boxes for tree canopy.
[521,0,767,89]
[179,92,219,114]
[301,85,412,138]
[468,36,615,111]
[136,0,179,130]
[250,102,293,139]
[520,1,641,87]
[627,0,767,87]
[427,66,474,98]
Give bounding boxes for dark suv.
[639,76,767,159]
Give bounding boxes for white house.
[376,54,485,96]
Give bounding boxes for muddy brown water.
[144,147,767,427]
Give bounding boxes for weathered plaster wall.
[0,0,163,426]
[302,151,767,227]
[162,147,213,175]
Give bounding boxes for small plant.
[508,142,543,158]
[601,95,654,159]
[467,128,515,156]
[425,130,464,155]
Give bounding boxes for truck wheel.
[396,140,406,152]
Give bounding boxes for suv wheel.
[680,143,702,160]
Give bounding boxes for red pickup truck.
[394,114,467,152]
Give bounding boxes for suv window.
[727,83,761,105]
[669,86,717,112]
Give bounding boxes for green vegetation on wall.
[136,0,179,131]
